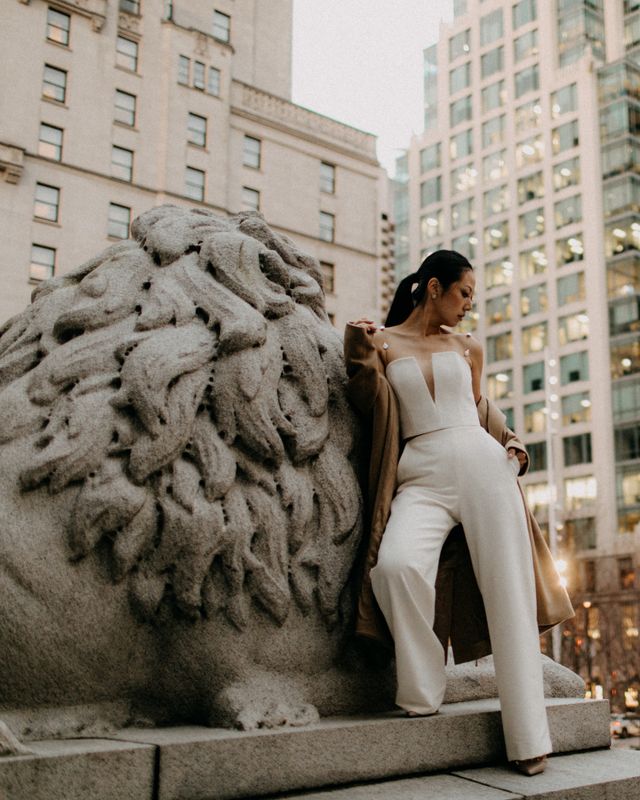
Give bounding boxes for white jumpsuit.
[369,350,552,762]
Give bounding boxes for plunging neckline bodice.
[386,351,479,438]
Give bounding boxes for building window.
[114,90,136,126]
[523,361,544,392]
[38,122,63,160]
[449,128,473,161]
[519,208,545,239]
[107,203,131,239]
[243,135,261,169]
[487,331,513,362]
[481,46,504,79]
[111,146,133,182]
[450,63,471,94]
[557,272,585,306]
[552,120,579,155]
[42,64,67,103]
[603,175,640,219]
[564,475,596,512]
[608,256,640,300]
[208,66,221,96]
[450,95,473,127]
[610,296,640,336]
[619,557,635,590]
[522,321,547,354]
[451,163,477,195]
[487,369,513,400]
[486,293,511,325]
[320,261,335,294]
[480,8,503,46]
[482,114,505,148]
[583,560,596,592]
[514,28,538,62]
[30,244,56,282]
[515,135,543,167]
[520,247,547,279]
[451,232,476,260]
[520,283,547,316]
[485,257,513,289]
[484,185,510,217]
[452,197,475,229]
[116,35,138,72]
[555,195,582,229]
[560,351,589,384]
[563,433,592,466]
[421,176,441,207]
[517,171,544,204]
[449,29,470,60]
[421,212,443,242]
[482,149,507,182]
[320,162,335,194]
[513,0,537,29]
[553,156,580,192]
[559,312,589,344]
[562,391,591,425]
[528,441,547,472]
[421,143,441,172]
[515,98,542,134]
[46,7,70,45]
[515,64,539,98]
[482,80,506,113]
[319,211,335,243]
[178,55,190,85]
[557,233,584,265]
[524,401,546,433]
[185,167,205,201]
[34,183,59,222]
[615,424,640,461]
[120,0,140,12]
[602,138,640,180]
[613,378,640,422]
[213,10,231,42]
[525,482,550,514]
[551,83,577,118]
[242,187,260,211]
[484,220,509,251]
[193,61,205,89]
[605,218,640,257]
[187,113,207,147]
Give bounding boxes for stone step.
[0,697,612,800]
[271,750,640,800]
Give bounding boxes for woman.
[344,250,574,775]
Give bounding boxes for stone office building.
[0,0,392,329]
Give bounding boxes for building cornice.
[19,0,107,32]
[231,81,379,165]
[0,142,25,184]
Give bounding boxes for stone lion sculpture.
[0,205,582,749]
[0,205,393,740]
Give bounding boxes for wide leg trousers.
[370,425,552,761]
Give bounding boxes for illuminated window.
[517,171,544,204]
[553,157,580,191]
[556,234,584,265]
[522,321,547,354]
[559,312,589,344]
[421,211,443,242]
[484,220,509,251]
[519,208,545,239]
[515,135,543,168]
[607,255,640,299]
[487,370,513,400]
[526,482,550,514]
[451,163,477,194]
[564,475,597,511]
[520,283,547,316]
[515,98,542,134]
[562,392,591,425]
[486,293,511,324]
[524,400,546,433]
[485,258,513,289]
[483,149,507,182]
[484,185,509,217]
[487,331,512,362]
[551,84,577,118]
[520,247,547,279]
[605,219,640,257]
[452,232,477,260]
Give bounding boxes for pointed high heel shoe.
[512,755,547,776]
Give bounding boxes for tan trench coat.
[344,323,574,664]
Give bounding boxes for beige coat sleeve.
[343,323,384,415]
[476,394,530,477]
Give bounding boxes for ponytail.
[385,250,473,327]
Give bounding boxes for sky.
[291,0,453,175]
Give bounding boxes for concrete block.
[453,749,640,799]
[0,737,155,800]
[116,697,610,800]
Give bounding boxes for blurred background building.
[0,0,393,330]
[395,0,640,710]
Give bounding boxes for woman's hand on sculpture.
[348,318,380,335]
[507,448,526,471]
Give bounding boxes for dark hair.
[385,249,473,327]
